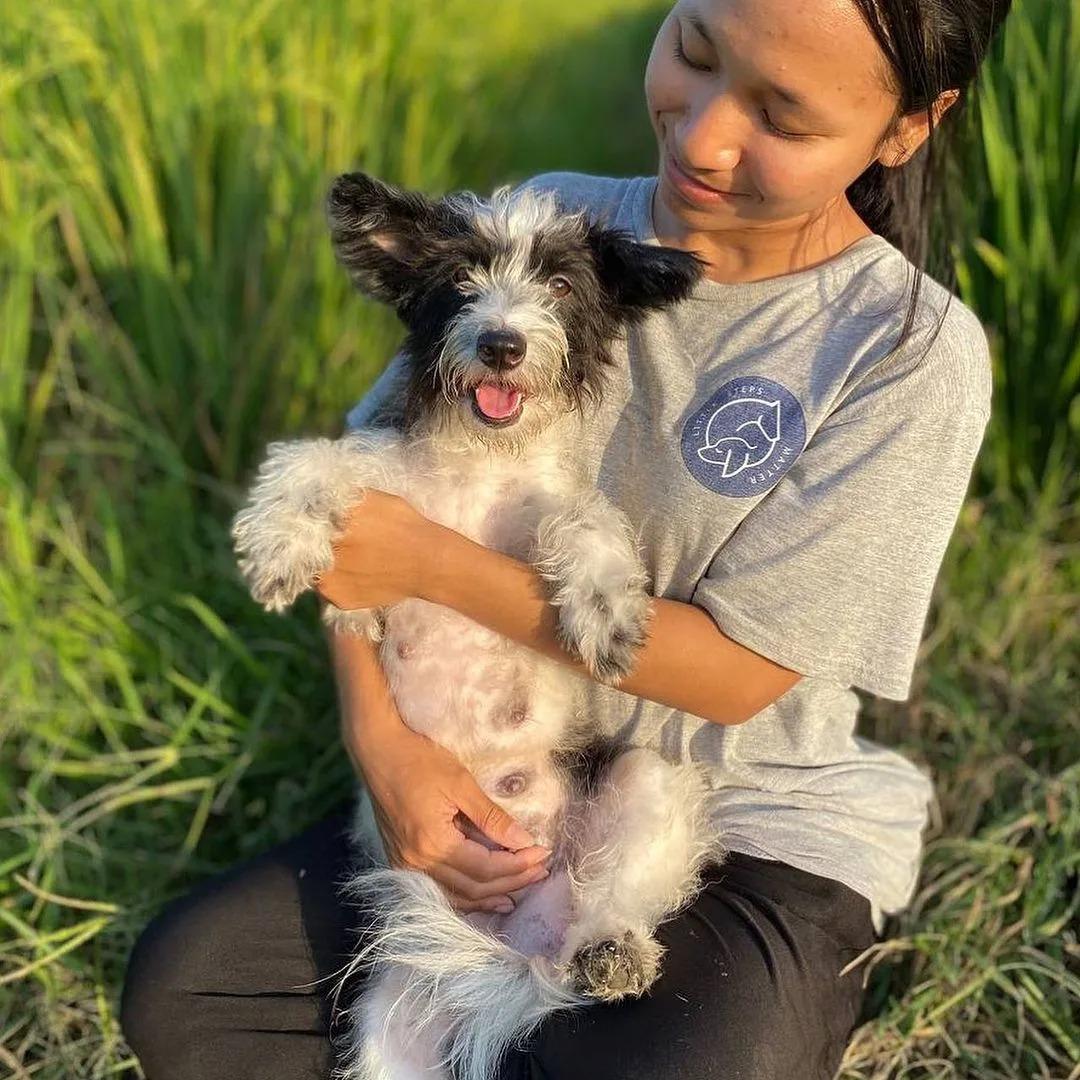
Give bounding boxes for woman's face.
[644,0,903,231]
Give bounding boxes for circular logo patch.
[680,376,807,497]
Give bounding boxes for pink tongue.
[474,383,522,419]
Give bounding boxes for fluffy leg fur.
[558,748,721,1001]
[230,429,404,618]
[532,488,652,685]
[335,967,451,1080]
[337,867,586,1080]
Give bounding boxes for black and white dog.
[230,172,722,1080]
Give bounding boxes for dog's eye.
[452,266,472,286]
[547,275,571,298]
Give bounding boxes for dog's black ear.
[326,172,443,309]
[587,225,705,322]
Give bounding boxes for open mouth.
[470,382,525,427]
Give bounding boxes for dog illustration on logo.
[696,395,782,478]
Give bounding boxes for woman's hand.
[314,490,432,611]
[349,710,553,915]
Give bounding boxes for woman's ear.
[325,172,443,308]
[877,89,961,167]
[587,225,705,322]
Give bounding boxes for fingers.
[435,860,551,910]
[456,787,537,852]
[436,859,552,911]
[453,837,552,883]
[445,892,515,916]
[386,831,551,910]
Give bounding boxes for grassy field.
[1,0,1077,1077]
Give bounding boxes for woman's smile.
[662,145,750,205]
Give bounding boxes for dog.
[230,172,723,1080]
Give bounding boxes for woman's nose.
[675,92,745,174]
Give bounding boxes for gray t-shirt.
[344,172,991,929]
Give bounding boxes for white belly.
[377,438,586,847]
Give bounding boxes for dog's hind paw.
[567,930,661,1002]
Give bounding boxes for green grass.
[842,488,1079,1078]
[953,0,1080,495]
[1,1,1077,1078]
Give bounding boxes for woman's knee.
[513,918,865,1080]
[120,881,238,1076]
[119,810,355,1079]
[517,999,837,1080]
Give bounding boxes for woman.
[120,0,1012,1077]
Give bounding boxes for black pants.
[120,802,878,1080]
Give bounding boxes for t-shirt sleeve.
[690,307,992,701]
[342,347,410,433]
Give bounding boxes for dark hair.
[846,0,1012,352]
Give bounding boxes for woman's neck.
[650,183,874,284]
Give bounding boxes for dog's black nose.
[477,328,526,371]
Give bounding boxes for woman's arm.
[418,520,802,726]
[315,494,802,727]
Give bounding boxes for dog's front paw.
[533,493,652,687]
[231,437,373,613]
[567,930,661,1002]
[555,580,651,686]
[231,505,337,613]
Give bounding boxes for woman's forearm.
[323,610,406,771]
[417,521,801,726]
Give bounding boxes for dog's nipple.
[505,704,529,727]
[396,640,413,660]
[496,772,529,797]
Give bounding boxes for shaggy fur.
[231,171,723,1080]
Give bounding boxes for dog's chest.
[378,443,581,763]
[401,449,574,560]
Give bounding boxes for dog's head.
[327,172,704,447]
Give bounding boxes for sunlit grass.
[1,0,1076,1077]
[953,0,1080,493]
[843,489,1079,1079]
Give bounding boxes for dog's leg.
[531,488,652,686]
[230,429,404,633]
[337,867,583,1080]
[556,747,720,1002]
[336,966,451,1080]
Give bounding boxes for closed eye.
[760,110,807,141]
[673,28,809,141]
[672,30,710,73]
